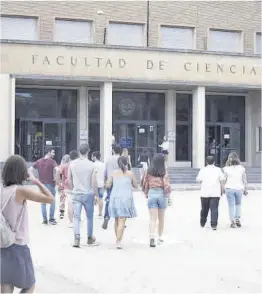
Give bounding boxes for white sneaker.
[68,222,73,228]
[158,238,164,245]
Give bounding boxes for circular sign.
[119,98,136,116]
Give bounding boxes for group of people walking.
[1,140,248,292]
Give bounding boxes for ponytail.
[119,161,127,173]
[118,156,128,173]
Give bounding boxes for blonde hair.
[226,152,240,166]
[122,148,128,156]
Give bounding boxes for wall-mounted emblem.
[119,98,136,116]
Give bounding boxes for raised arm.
[16,176,54,204]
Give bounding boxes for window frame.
[256,126,262,152]
[254,32,262,55]
[107,21,146,47]
[207,28,244,53]
[53,17,94,44]
[158,24,196,50]
[0,14,39,41]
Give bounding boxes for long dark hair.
[2,155,28,187]
[118,156,128,173]
[147,154,166,177]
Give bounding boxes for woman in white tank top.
[223,152,247,229]
[1,155,55,293]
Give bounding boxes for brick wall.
[1,1,261,53]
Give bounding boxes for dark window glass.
[88,90,100,120]
[206,95,245,123]
[259,127,262,152]
[16,89,58,118]
[176,94,192,122]
[59,90,77,119]
[176,124,192,161]
[15,88,77,119]
[65,122,77,154]
[113,92,165,121]
[15,88,77,163]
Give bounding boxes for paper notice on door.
[46,141,52,146]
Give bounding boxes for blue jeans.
[41,184,56,222]
[148,188,167,209]
[73,193,95,238]
[104,187,112,219]
[98,188,104,198]
[225,188,243,221]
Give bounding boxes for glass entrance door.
[19,120,66,163]
[136,124,156,164]
[44,123,65,162]
[206,124,241,166]
[114,122,157,166]
[115,123,136,165]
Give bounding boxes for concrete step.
[132,167,262,184]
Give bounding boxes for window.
[209,29,242,53]
[257,127,262,152]
[0,16,37,40]
[54,19,92,43]
[160,26,194,49]
[108,22,144,46]
[256,33,261,54]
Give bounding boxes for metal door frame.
[19,118,67,162]
[114,120,158,165]
[135,122,157,165]
[206,122,241,166]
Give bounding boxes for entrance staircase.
[132,167,262,185]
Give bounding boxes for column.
[100,82,112,162]
[192,86,206,168]
[0,74,15,165]
[245,94,252,166]
[78,86,89,147]
[165,90,176,166]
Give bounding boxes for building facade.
[0,1,261,168]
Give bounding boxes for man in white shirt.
[196,156,225,230]
[92,151,106,217]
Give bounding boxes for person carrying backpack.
[1,155,54,293]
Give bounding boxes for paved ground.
[16,190,262,293]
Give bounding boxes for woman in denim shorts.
[142,154,171,248]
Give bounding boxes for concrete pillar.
[245,94,252,166]
[165,90,176,166]
[192,86,206,168]
[78,86,89,147]
[0,74,15,165]
[100,82,112,162]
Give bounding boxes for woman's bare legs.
[98,198,104,217]
[1,284,14,293]
[149,208,158,238]
[67,193,73,224]
[158,209,165,242]
[116,217,126,248]
[114,218,119,237]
